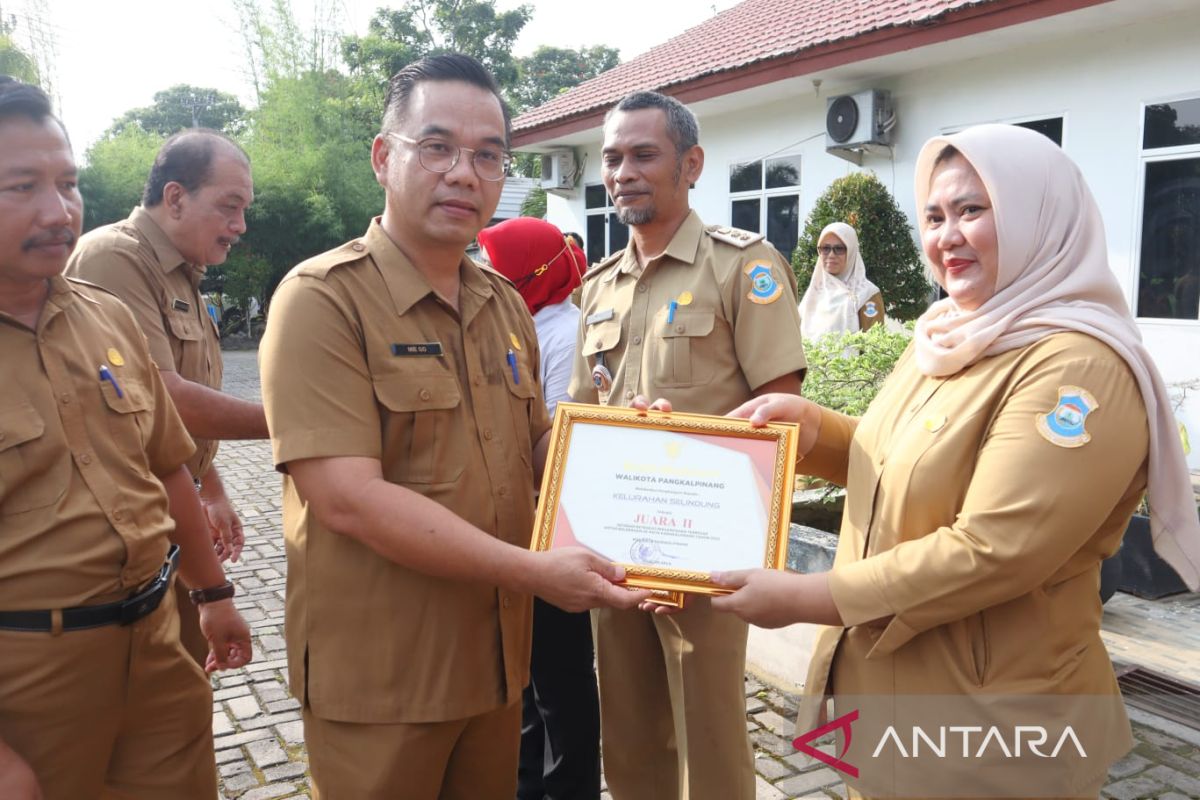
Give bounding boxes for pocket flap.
[582,319,622,357]
[0,403,44,453]
[166,312,203,342]
[373,373,462,412]
[100,377,152,414]
[660,308,715,339]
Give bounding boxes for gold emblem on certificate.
[530,404,798,604]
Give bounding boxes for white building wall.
[545,9,1200,466]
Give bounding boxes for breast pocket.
[581,319,622,360]
[0,402,67,515]
[100,377,154,463]
[372,373,466,485]
[503,351,537,466]
[652,307,715,388]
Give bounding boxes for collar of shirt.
[612,209,704,280]
[363,217,496,323]
[129,206,201,284]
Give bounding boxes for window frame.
[727,153,802,256]
[583,183,629,263]
[1132,93,1200,326]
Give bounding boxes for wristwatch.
[189,580,236,605]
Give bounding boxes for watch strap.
[189,580,236,605]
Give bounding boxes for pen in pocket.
[99,365,124,399]
[506,349,520,384]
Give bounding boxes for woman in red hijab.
[476,217,597,800]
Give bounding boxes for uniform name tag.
[391,342,444,357]
[172,298,190,312]
[586,308,615,325]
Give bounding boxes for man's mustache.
[23,228,76,251]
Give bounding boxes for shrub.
[802,323,912,417]
[792,172,930,320]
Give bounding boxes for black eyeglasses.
[817,245,848,256]
[387,133,511,182]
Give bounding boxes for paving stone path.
[212,351,1200,800]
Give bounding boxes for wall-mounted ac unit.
[825,89,895,163]
[539,149,577,191]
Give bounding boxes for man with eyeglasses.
[259,54,647,799]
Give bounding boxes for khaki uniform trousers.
[174,581,210,666]
[595,596,755,800]
[0,586,216,800]
[304,700,522,800]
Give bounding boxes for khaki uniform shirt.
[260,219,551,724]
[66,207,223,478]
[568,211,806,413]
[857,291,884,332]
[0,277,195,610]
[797,333,1146,786]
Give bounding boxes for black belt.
[0,545,181,632]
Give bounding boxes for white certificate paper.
[558,425,769,572]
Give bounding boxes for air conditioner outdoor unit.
[539,149,576,191]
[825,89,895,162]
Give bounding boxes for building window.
[728,154,802,257]
[1136,97,1200,321]
[584,183,629,264]
[1014,116,1064,146]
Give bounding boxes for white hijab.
[913,124,1200,590]
[798,222,881,340]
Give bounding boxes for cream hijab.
[913,124,1200,590]
[798,222,881,340]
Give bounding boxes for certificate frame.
[530,403,798,604]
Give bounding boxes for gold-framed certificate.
[531,403,798,605]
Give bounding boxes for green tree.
[0,32,39,83]
[107,85,247,137]
[792,172,930,320]
[78,125,164,231]
[520,186,546,218]
[511,45,619,111]
[342,0,532,94]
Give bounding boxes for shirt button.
[675,324,685,333]
[637,285,647,293]
[625,390,634,400]
[113,509,125,521]
[473,375,482,386]
[79,453,92,465]
[351,242,365,252]
[502,596,512,609]
[498,486,508,497]
[633,336,641,345]
[60,393,71,404]
[419,388,432,401]
[484,429,494,440]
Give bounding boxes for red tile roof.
[512,0,1083,142]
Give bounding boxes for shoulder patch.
[583,251,622,282]
[1035,386,1099,448]
[706,224,766,249]
[863,300,879,318]
[742,259,783,305]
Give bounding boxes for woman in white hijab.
[798,222,884,339]
[679,125,1200,798]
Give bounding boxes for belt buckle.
[118,545,180,625]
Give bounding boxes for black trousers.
[517,598,601,800]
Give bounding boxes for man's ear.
[370,134,391,187]
[682,144,704,188]
[162,182,186,218]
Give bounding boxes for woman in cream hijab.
[678,125,1199,798]
[798,222,884,339]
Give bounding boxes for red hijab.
[477,217,586,315]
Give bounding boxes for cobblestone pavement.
[213,351,1200,800]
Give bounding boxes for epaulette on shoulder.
[705,225,766,249]
[292,238,372,279]
[64,276,119,305]
[475,259,515,288]
[583,251,623,282]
